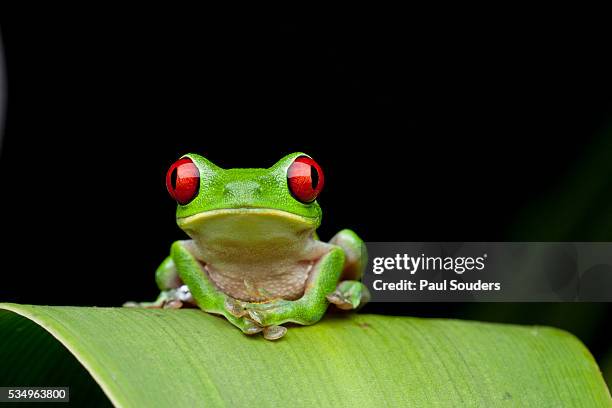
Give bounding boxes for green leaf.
[0,304,610,407]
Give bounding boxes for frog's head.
[165,152,324,242]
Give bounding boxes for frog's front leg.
[326,229,371,310]
[170,240,263,335]
[245,246,345,329]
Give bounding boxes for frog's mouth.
[177,208,318,242]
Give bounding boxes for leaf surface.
[0,304,609,407]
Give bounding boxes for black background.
[1,15,612,361]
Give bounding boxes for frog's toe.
[126,285,197,310]
[219,310,264,335]
[176,285,194,303]
[163,299,183,309]
[327,280,370,310]
[242,318,264,335]
[245,307,285,327]
[247,309,265,325]
[263,325,287,340]
[240,298,295,326]
[224,297,248,318]
[326,292,354,310]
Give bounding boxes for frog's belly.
[181,209,331,301]
[191,236,331,302]
[204,260,314,302]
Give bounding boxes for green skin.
[128,152,369,340]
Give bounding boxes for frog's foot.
[220,297,287,340]
[326,280,370,310]
[123,285,195,309]
[263,325,287,340]
[242,298,326,333]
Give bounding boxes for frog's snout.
[223,180,263,203]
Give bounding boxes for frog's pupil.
[311,166,319,189]
[171,168,178,190]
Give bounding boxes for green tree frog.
[126,153,369,340]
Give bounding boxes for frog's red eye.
[287,156,324,203]
[166,157,200,205]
